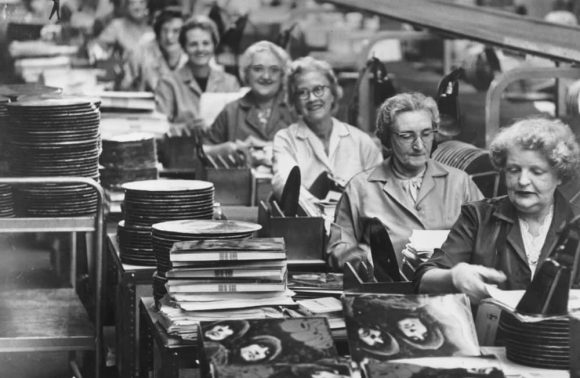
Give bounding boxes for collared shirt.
[416,191,578,290]
[327,158,483,271]
[271,118,382,199]
[155,64,240,123]
[121,40,188,92]
[205,91,296,144]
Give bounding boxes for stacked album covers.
[342,293,492,377]
[165,237,290,302]
[200,317,352,378]
[157,237,295,341]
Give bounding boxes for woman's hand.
[451,262,506,304]
[167,119,207,139]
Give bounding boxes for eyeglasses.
[296,85,329,100]
[249,65,282,76]
[394,129,437,144]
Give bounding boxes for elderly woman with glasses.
[203,41,296,165]
[416,118,580,303]
[272,56,382,201]
[327,92,482,274]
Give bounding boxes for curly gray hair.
[238,41,290,86]
[375,92,440,147]
[490,117,580,182]
[286,56,342,115]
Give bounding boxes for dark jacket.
[416,190,580,290]
[205,91,296,144]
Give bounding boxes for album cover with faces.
[365,359,505,378]
[200,318,338,369]
[342,293,480,364]
[211,358,353,378]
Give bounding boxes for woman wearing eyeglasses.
[327,92,482,276]
[203,41,296,166]
[272,56,382,201]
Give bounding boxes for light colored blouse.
[272,118,382,199]
[518,205,554,277]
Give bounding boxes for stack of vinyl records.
[0,185,15,218]
[6,96,101,217]
[499,312,569,369]
[100,133,159,189]
[118,179,214,266]
[151,219,261,301]
[0,96,9,176]
[432,140,500,197]
[432,140,493,173]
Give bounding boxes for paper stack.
[401,229,450,276]
[297,296,346,331]
[158,237,296,340]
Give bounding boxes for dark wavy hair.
[153,6,184,38]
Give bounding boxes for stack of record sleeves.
[151,219,260,302]
[100,133,158,189]
[6,96,101,216]
[499,312,569,369]
[118,179,214,266]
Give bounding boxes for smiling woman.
[202,41,296,166]
[155,15,240,128]
[416,117,580,303]
[272,56,382,201]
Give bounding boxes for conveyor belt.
[324,0,580,63]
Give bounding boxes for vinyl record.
[151,219,261,236]
[506,349,568,370]
[122,179,214,193]
[0,84,61,101]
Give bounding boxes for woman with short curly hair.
[417,117,580,303]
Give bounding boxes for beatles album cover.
[342,293,480,363]
[211,358,352,378]
[365,360,505,378]
[200,318,338,367]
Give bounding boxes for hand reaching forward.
[451,262,506,304]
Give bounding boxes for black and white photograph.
[1,0,579,377]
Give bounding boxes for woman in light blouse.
[272,56,382,200]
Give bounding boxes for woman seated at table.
[203,40,296,167]
[327,92,482,274]
[272,56,382,200]
[155,15,240,133]
[416,118,580,303]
